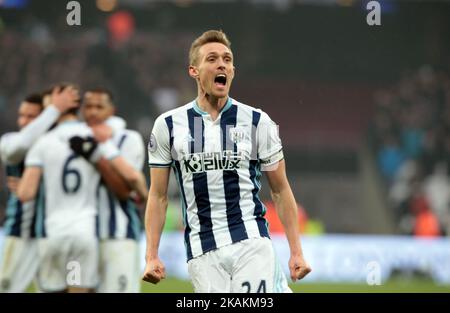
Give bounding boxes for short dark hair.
[84,88,114,105]
[24,93,43,105]
[23,93,44,111]
[44,82,81,115]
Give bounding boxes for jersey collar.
[193,97,233,117]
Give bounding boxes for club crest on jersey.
[229,127,246,144]
[183,150,243,173]
[148,133,157,153]
[184,133,195,142]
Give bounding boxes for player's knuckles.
[143,273,159,284]
[302,265,312,273]
[298,268,311,279]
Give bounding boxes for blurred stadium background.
[1,0,450,292]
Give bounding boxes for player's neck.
[196,94,228,121]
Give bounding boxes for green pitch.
[25,278,450,293]
[141,278,450,293]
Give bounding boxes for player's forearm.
[110,156,147,198]
[15,106,60,151]
[133,172,148,201]
[121,169,148,202]
[96,158,131,200]
[271,187,304,257]
[145,193,168,261]
[1,106,60,164]
[17,168,41,203]
[17,185,36,203]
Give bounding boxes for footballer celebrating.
[82,88,147,293]
[143,30,311,292]
[17,84,117,292]
[0,88,79,292]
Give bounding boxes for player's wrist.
[92,140,119,163]
[50,102,67,113]
[105,116,126,134]
[290,251,304,260]
[45,104,61,114]
[145,252,159,262]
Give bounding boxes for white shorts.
[97,239,140,293]
[37,236,99,292]
[0,236,39,293]
[187,237,291,293]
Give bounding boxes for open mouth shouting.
[214,74,227,88]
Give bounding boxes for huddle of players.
[0,83,147,293]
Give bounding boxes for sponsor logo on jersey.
[182,150,244,173]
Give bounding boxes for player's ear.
[189,65,199,80]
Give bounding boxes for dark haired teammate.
[82,88,146,293]
[143,30,311,292]
[0,88,79,292]
[17,84,118,293]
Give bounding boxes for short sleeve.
[119,131,146,171]
[256,111,284,169]
[148,115,172,168]
[25,137,46,168]
[106,116,127,134]
[0,132,20,165]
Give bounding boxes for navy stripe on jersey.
[250,111,269,238]
[35,178,47,237]
[9,197,22,236]
[119,199,138,239]
[119,133,141,240]
[96,181,102,238]
[148,162,172,167]
[95,215,100,238]
[107,190,117,238]
[4,164,23,236]
[221,104,248,243]
[29,185,41,238]
[165,116,174,149]
[129,200,142,239]
[187,108,217,254]
[4,163,39,237]
[6,162,24,177]
[173,161,193,260]
[166,115,193,260]
[118,134,127,149]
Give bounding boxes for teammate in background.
[0,89,79,293]
[143,30,311,292]
[16,84,123,293]
[81,88,146,293]
[41,85,139,203]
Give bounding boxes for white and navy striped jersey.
[0,107,61,239]
[148,98,283,261]
[25,121,105,238]
[1,162,40,238]
[97,129,145,241]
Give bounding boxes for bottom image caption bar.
[175,296,275,311]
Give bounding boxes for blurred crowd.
[0,26,198,221]
[369,65,450,237]
[2,21,449,237]
[0,27,196,136]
